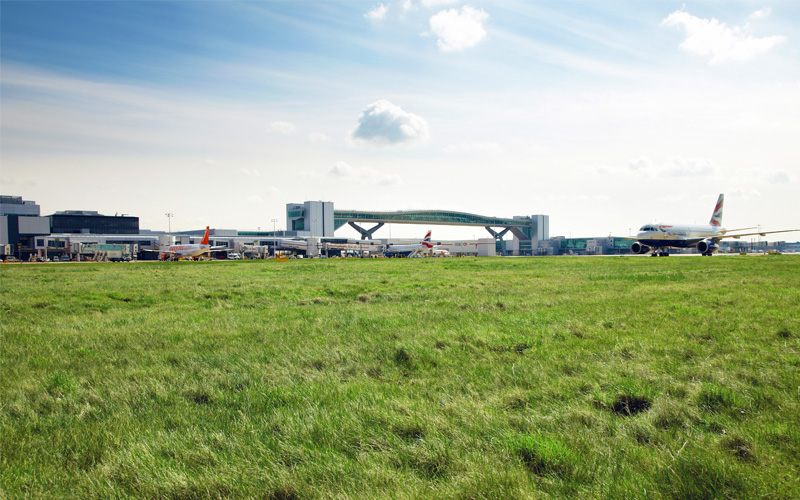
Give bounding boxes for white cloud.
[750,8,772,20]
[421,0,459,7]
[766,169,790,184]
[662,10,786,64]
[738,167,792,184]
[627,156,718,177]
[328,160,403,186]
[247,195,264,204]
[350,99,429,146]
[442,141,503,154]
[241,168,261,177]
[329,161,355,176]
[268,121,296,134]
[729,187,763,200]
[587,156,719,179]
[429,6,488,52]
[365,3,389,21]
[308,132,330,144]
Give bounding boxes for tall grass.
[2,256,799,498]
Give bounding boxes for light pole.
[271,218,278,257]
[165,213,173,236]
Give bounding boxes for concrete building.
[286,201,335,237]
[49,210,138,235]
[1,196,50,258]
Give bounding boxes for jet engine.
[696,240,719,255]
[630,242,651,254]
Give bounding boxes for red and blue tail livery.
[709,194,724,227]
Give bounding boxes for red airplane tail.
[201,226,210,245]
[422,230,433,249]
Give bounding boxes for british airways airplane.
[386,230,434,257]
[630,194,798,257]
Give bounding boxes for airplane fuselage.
[161,244,212,259]
[636,223,724,249]
[387,243,427,253]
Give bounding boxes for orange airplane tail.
[201,226,210,245]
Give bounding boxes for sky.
[2,0,798,239]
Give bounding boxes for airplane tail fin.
[201,226,210,245]
[709,194,724,227]
[423,230,433,249]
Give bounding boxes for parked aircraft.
[386,230,434,257]
[630,194,798,256]
[153,226,232,260]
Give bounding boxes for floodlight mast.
[271,218,278,257]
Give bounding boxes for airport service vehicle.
[152,227,232,260]
[630,194,798,257]
[385,230,434,257]
[279,239,309,252]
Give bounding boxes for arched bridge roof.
[333,209,530,228]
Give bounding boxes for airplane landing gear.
[651,250,670,257]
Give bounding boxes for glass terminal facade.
[50,212,139,235]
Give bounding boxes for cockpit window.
[640,225,654,232]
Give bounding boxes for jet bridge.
[333,209,548,255]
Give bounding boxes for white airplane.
[432,246,451,257]
[630,194,798,257]
[386,230,434,257]
[155,226,232,260]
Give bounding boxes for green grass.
[2,256,799,499]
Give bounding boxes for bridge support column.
[484,226,510,239]
[348,222,385,240]
[485,227,511,255]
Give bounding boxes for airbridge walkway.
[284,201,549,255]
[333,209,541,243]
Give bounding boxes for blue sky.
[2,1,798,238]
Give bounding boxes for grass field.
[2,256,799,499]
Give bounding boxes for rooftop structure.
[0,196,40,216]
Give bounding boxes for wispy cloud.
[308,132,330,144]
[442,141,503,155]
[587,156,719,179]
[365,3,389,21]
[749,8,772,20]
[662,10,786,64]
[429,6,488,52]
[350,100,429,147]
[738,167,792,184]
[628,156,718,177]
[268,121,296,135]
[328,160,403,186]
[421,0,459,7]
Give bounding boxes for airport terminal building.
[4,194,789,261]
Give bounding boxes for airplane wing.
[718,229,800,240]
[208,246,234,251]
